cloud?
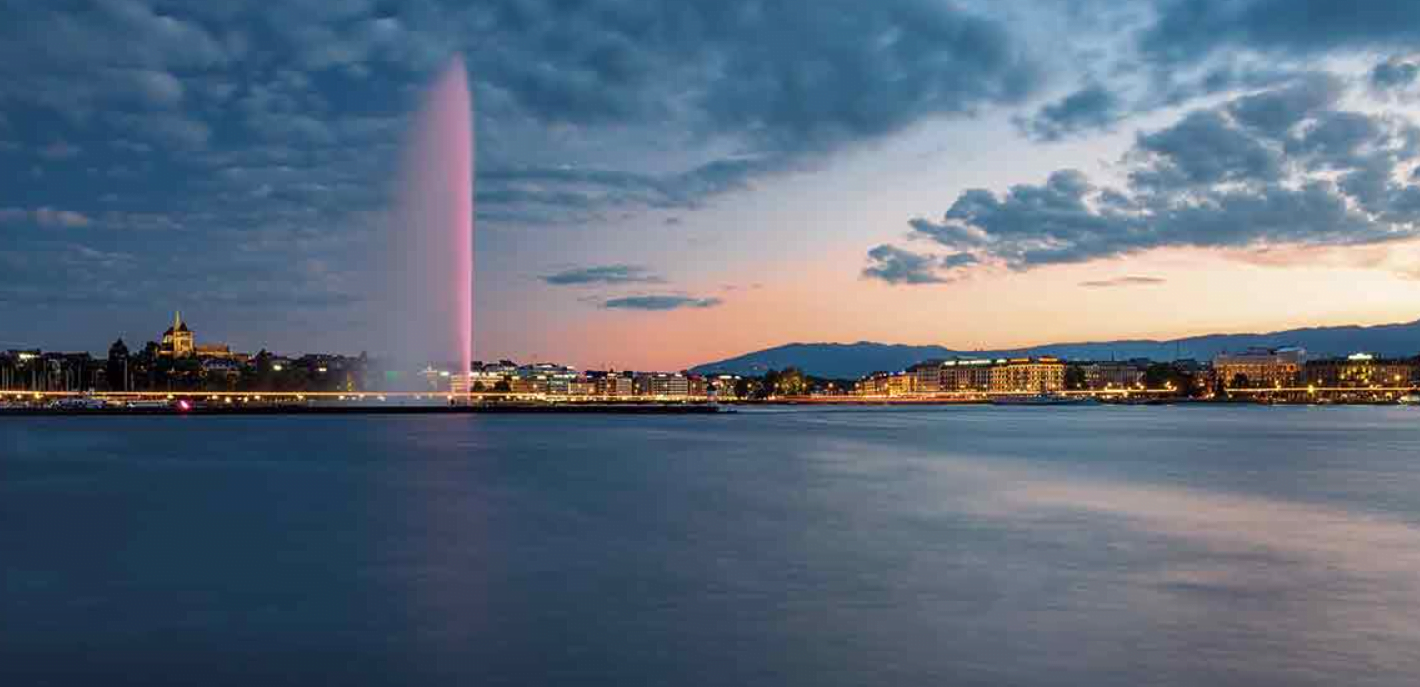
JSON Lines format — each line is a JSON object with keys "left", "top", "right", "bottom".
{"left": 0, "top": 207, "right": 94, "bottom": 228}
{"left": 899, "top": 80, "right": 1420, "bottom": 270}
{"left": 1139, "top": 0, "right": 1420, "bottom": 66}
{"left": 541, "top": 264, "right": 665, "bottom": 286}
{"left": 106, "top": 112, "right": 212, "bottom": 149}
{"left": 1017, "top": 84, "right": 1122, "bottom": 142}
{"left": 34, "top": 207, "right": 94, "bottom": 228}
{"left": 1079, "top": 276, "right": 1167, "bottom": 288}
{"left": 862, "top": 244, "right": 951, "bottom": 285}
{"left": 1225, "top": 73, "right": 1344, "bottom": 136}
{"left": 1130, "top": 110, "right": 1284, "bottom": 188}
{"left": 39, "top": 141, "right": 82, "bottom": 161}
{"left": 463, "top": 0, "right": 1040, "bottom": 154}
{"left": 601, "top": 295, "right": 723, "bottom": 311}
{"left": 1372, "top": 57, "right": 1420, "bottom": 91}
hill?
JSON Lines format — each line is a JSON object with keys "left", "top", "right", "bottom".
{"left": 690, "top": 319, "right": 1420, "bottom": 378}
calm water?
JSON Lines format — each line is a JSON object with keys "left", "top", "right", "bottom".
{"left": 4, "top": 406, "right": 1420, "bottom": 686}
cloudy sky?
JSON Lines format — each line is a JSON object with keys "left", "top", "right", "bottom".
{"left": 6, "top": 0, "right": 1420, "bottom": 369}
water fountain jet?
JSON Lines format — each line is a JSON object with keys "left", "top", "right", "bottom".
{"left": 381, "top": 55, "right": 474, "bottom": 392}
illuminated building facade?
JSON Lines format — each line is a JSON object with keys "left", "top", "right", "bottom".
{"left": 1081, "top": 362, "right": 1145, "bottom": 390}
{"left": 939, "top": 358, "right": 993, "bottom": 391}
{"left": 856, "top": 371, "right": 893, "bottom": 396}
{"left": 160, "top": 311, "right": 195, "bottom": 358}
{"left": 908, "top": 361, "right": 943, "bottom": 393}
{"left": 990, "top": 357, "right": 1066, "bottom": 393}
{"left": 1214, "top": 347, "right": 1306, "bottom": 389}
{"left": 1304, "top": 353, "right": 1417, "bottom": 388}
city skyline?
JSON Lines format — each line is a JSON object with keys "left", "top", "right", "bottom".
{"left": 7, "top": 2, "right": 1420, "bottom": 370}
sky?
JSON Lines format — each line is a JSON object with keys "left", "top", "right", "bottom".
{"left": 6, "top": 0, "right": 1420, "bottom": 370}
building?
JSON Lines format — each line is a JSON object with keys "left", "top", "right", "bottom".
{"left": 585, "top": 371, "right": 633, "bottom": 397}
{"left": 1081, "top": 361, "right": 1144, "bottom": 390}
{"left": 1214, "top": 347, "right": 1306, "bottom": 389}
{"left": 195, "top": 343, "right": 233, "bottom": 359}
{"left": 648, "top": 373, "right": 690, "bottom": 397}
{"left": 707, "top": 374, "right": 742, "bottom": 399}
{"left": 856, "top": 371, "right": 894, "bottom": 396}
{"left": 990, "top": 357, "right": 1066, "bottom": 393}
{"left": 939, "top": 358, "right": 993, "bottom": 392}
{"left": 1305, "top": 353, "right": 1417, "bottom": 389}
{"left": 106, "top": 339, "right": 131, "bottom": 392}
{"left": 887, "top": 372, "right": 914, "bottom": 396}
{"left": 908, "top": 361, "right": 944, "bottom": 394}
{"left": 160, "top": 311, "right": 195, "bottom": 358}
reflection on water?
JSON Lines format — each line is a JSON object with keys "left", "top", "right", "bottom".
{"left": 3, "top": 407, "right": 1420, "bottom": 686}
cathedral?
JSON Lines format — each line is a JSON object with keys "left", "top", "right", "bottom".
{"left": 160, "top": 311, "right": 195, "bottom": 358}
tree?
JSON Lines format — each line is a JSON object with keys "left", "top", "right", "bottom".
{"left": 757, "top": 369, "right": 781, "bottom": 399}
{"left": 1143, "top": 363, "right": 1197, "bottom": 396}
{"left": 1230, "top": 373, "right": 1250, "bottom": 390}
{"left": 733, "top": 377, "right": 754, "bottom": 399}
{"left": 1064, "top": 365, "right": 1087, "bottom": 391}
{"left": 776, "top": 367, "right": 807, "bottom": 396}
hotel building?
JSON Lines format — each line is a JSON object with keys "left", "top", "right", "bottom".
{"left": 1304, "top": 353, "right": 1418, "bottom": 389}
{"left": 989, "top": 357, "right": 1066, "bottom": 393}
{"left": 1213, "top": 347, "right": 1306, "bottom": 389}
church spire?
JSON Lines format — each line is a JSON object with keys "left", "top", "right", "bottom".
{"left": 174, "top": 310, "right": 182, "bottom": 331}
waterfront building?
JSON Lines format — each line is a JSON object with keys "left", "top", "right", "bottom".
{"left": 707, "top": 374, "right": 742, "bottom": 399}
{"left": 649, "top": 373, "right": 690, "bottom": 397}
{"left": 510, "top": 377, "right": 549, "bottom": 394}
{"left": 908, "top": 361, "right": 944, "bottom": 394}
{"left": 886, "top": 372, "right": 914, "bottom": 396}
{"left": 990, "top": 357, "right": 1066, "bottom": 393}
{"left": 584, "top": 370, "right": 628, "bottom": 396}
{"left": 1214, "top": 347, "right": 1306, "bottom": 389}
{"left": 939, "top": 358, "right": 994, "bottom": 391}
{"left": 1081, "top": 361, "right": 1145, "bottom": 390}
{"left": 1304, "top": 353, "right": 1417, "bottom": 389}
{"left": 856, "top": 371, "right": 893, "bottom": 396}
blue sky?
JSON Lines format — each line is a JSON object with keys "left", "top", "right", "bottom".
{"left": 5, "top": 0, "right": 1420, "bottom": 369}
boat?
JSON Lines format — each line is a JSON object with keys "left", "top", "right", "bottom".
{"left": 1399, "top": 393, "right": 1420, "bottom": 406}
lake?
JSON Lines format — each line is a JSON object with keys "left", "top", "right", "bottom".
{"left": 3, "top": 406, "right": 1420, "bottom": 686}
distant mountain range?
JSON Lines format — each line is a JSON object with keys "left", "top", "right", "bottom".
{"left": 690, "top": 318, "right": 1420, "bottom": 378}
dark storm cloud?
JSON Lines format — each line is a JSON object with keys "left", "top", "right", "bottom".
{"left": 467, "top": 0, "right": 1040, "bottom": 152}
{"left": 885, "top": 80, "right": 1420, "bottom": 276}
{"left": 1079, "top": 276, "right": 1166, "bottom": 288}
{"left": 1140, "top": 0, "right": 1420, "bottom": 65}
{"left": 1017, "top": 84, "right": 1122, "bottom": 142}
{"left": 541, "top": 265, "right": 664, "bottom": 286}
{"left": 0, "top": 0, "right": 1046, "bottom": 329}
{"left": 601, "top": 295, "right": 723, "bottom": 311}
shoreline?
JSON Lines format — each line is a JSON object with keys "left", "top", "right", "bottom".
{"left": 0, "top": 404, "right": 729, "bottom": 417}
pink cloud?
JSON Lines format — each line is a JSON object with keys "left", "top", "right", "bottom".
{"left": 34, "top": 207, "right": 94, "bottom": 228}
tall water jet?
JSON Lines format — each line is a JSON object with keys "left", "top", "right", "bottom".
{"left": 378, "top": 55, "right": 474, "bottom": 387}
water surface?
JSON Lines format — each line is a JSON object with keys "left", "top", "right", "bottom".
{"left": 3, "top": 406, "right": 1419, "bottom": 685}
